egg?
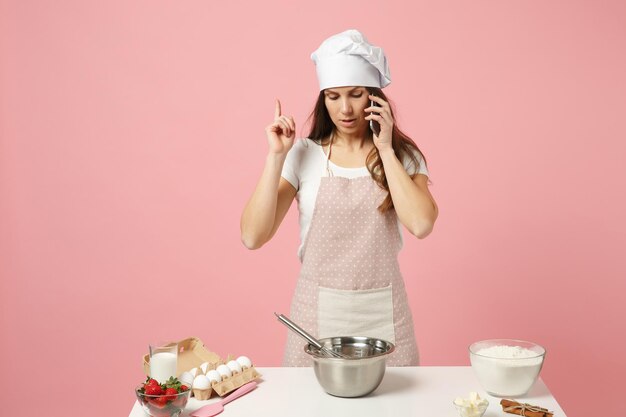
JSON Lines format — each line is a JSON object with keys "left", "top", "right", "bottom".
{"left": 179, "top": 371, "right": 194, "bottom": 387}
{"left": 236, "top": 355, "right": 252, "bottom": 370}
{"left": 199, "top": 361, "right": 209, "bottom": 374}
{"left": 189, "top": 367, "right": 199, "bottom": 378}
{"left": 216, "top": 364, "right": 232, "bottom": 380}
{"left": 227, "top": 360, "right": 242, "bottom": 374}
{"left": 192, "top": 374, "right": 210, "bottom": 390}
{"left": 206, "top": 370, "right": 221, "bottom": 384}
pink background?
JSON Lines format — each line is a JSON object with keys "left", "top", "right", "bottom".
{"left": 1, "top": 1, "right": 625, "bottom": 416}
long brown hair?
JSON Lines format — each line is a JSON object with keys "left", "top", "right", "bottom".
{"left": 305, "top": 87, "right": 427, "bottom": 212}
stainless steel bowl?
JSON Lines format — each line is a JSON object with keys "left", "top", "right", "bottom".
{"left": 304, "top": 336, "right": 395, "bottom": 397}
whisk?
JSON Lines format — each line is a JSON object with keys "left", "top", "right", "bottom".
{"left": 274, "top": 312, "right": 349, "bottom": 359}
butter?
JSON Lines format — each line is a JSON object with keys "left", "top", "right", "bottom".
{"left": 454, "top": 392, "right": 489, "bottom": 417}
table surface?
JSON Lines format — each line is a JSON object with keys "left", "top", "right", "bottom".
{"left": 129, "top": 366, "right": 567, "bottom": 417}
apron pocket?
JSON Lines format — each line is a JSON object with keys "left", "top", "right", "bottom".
{"left": 318, "top": 284, "right": 395, "bottom": 344}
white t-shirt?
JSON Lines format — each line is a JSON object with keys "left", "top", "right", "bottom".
{"left": 281, "top": 138, "right": 430, "bottom": 260}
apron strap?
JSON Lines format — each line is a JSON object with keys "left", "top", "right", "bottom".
{"left": 323, "top": 132, "right": 334, "bottom": 177}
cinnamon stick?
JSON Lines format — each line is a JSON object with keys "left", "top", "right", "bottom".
{"left": 500, "top": 399, "right": 554, "bottom": 417}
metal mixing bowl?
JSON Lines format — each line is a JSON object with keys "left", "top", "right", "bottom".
{"left": 304, "top": 336, "right": 395, "bottom": 398}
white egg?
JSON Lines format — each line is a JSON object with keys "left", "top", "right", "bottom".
{"left": 206, "top": 370, "right": 221, "bottom": 384}
{"left": 216, "top": 364, "right": 232, "bottom": 380}
{"left": 227, "top": 360, "right": 242, "bottom": 374}
{"left": 192, "top": 374, "right": 210, "bottom": 390}
{"left": 189, "top": 367, "right": 198, "bottom": 378}
{"left": 199, "top": 361, "right": 209, "bottom": 374}
{"left": 179, "top": 371, "right": 194, "bottom": 387}
{"left": 236, "top": 355, "right": 252, "bottom": 369}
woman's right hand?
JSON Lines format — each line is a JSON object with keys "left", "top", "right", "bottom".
{"left": 265, "top": 99, "right": 296, "bottom": 155}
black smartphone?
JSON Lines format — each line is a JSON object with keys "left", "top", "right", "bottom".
{"left": 369, "top": 99, "right": 381, "bottom": 136}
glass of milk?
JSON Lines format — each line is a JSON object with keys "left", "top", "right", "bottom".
{"left": 149, "top": 342, "right": 178, "bottom": 383}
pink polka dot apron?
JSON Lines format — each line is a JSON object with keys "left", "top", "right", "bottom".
{"left": 283, "top": 138, "right": 419, "bottom": 366}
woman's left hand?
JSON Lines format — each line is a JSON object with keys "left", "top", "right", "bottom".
{"left": 365, "top": 94, "right": 394, "bottom": 151}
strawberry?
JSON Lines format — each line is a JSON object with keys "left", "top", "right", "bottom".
{"left": 180, "top": 385, "right": 189, "bottom": 392}
{"left": 145, "top": 377, "right": 160, "bottom": 388}
{"left": 144, "top": 384, "right": 163, "bottom": 396}
{"left": 164, "top": 387, "right": 178, "bottom": 401}
{"left": 155, "top": 395, "right": 168, "bottom": 407}
{"left": 149, "top": 395, "right": 168, "bottom": 409}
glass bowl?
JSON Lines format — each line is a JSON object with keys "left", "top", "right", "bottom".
{"left": 469, "top": 339, "right": 546, "bottom": 397}
{"left": 135, "top": 384, "right": 191, "bottom": 417}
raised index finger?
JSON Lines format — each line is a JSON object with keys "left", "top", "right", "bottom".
{"left": 275, "top": 99, "right": 282, "bottom": 119}
{"left": 369, "top": 94, "right": 388, "bottom": 109}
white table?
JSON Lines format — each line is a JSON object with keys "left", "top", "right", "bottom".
{"left": 129, "top": 366, "right": 567, "bottom": 417}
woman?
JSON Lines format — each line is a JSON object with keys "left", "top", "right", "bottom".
{"left": 241, "top": 29, "right": 438, "bottom": 366}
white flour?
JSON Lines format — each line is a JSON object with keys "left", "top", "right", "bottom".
{"left": 471, "top": 345, "right": 544, "bottom": 396}
{"left": 476, "top": 345, "right": 542, "bottom": 363}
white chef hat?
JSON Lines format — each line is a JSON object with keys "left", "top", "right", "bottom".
{"left": 311, "top": 29, "right": 391, "bottom": 91}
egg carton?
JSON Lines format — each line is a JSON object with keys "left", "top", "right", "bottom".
{"left": 141, "top": 336, "right": 260, "bottom": 399}
{"left": 189, "top": 356, "right": 261, "bottom": 401}
{"left": 210, "top": 363, "right": 261, "bottom": 397}
{"left": 142, "top": 336, "right": 221, "bottom": 376}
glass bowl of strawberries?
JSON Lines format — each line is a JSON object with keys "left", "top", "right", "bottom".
{"left": 135, "top": 376, "right": 191, "bottom": 417}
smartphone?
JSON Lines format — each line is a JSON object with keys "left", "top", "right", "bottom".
{"left": 369, "top": 99, "right": 381, "bottom": 136}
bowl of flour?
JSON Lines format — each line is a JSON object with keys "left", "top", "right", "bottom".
{"left": 469, "top": 339, "right": 546, "bottom": 397}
